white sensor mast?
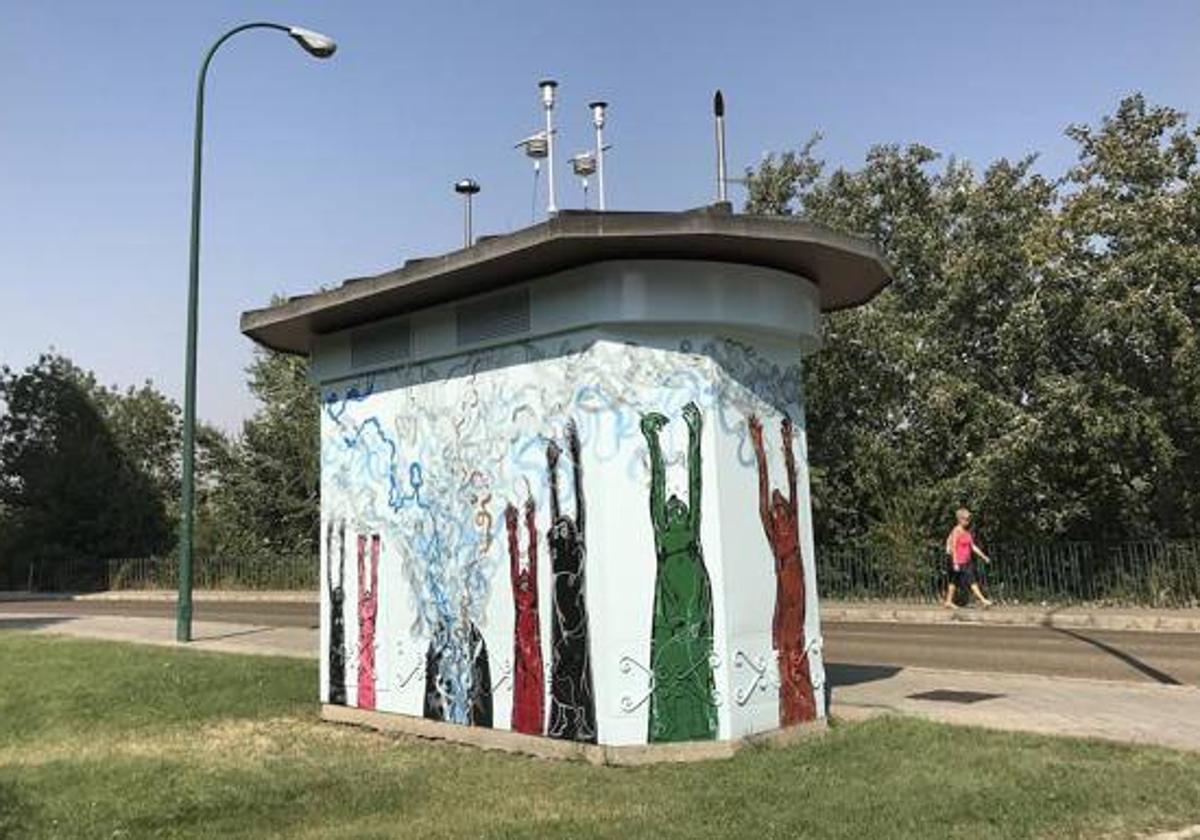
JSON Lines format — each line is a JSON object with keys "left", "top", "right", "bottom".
{"left": 589, "top": 101, "right": 608, "bottom": 210}
{"left": 539, "top": 79, "right": 558, "bottom": 214}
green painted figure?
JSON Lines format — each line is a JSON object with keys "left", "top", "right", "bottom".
{"left": 640, "top": 401, "right": 717, "bottom": 743}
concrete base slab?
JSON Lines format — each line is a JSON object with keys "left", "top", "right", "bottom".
{"left": 321, "top": 704, "right": 827, "bottom": 765}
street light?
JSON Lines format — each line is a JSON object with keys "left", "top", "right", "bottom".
{"left": 178, "top": 22, "right": 337, "bottom": 643}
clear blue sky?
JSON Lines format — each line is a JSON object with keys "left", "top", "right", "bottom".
{"left": 1, "top": 1, "right": 1197, "bottom": 430}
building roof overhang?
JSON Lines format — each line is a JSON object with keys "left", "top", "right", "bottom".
{"left": 240, "top": 203, "right": 893, "bottom": 355}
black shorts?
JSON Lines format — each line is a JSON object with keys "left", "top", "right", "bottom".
{"left": 953, "top": 562, "right": 976, "bottom": 588}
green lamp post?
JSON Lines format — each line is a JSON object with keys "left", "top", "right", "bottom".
{"left": 178, "top": 22, "right": 337, "bottom": 642}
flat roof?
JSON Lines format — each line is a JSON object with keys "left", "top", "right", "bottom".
{"left": 240, "top": 203, "right": 892, "bottom": 355}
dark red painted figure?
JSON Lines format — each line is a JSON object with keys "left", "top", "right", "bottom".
{"left": 357, "top": 533, "right": 380, "bottom": 710}
{"left": 749, "top": 415, "right": 817, "bottom": 726}
{"left": 507, "top": 500, "right": 545, "bottom": 735}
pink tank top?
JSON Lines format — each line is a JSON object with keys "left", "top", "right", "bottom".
{"left": 954, "top": 530, "right": 974, "bottom": 566}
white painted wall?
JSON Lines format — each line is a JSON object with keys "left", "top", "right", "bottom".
{"left": 318, "top": 330, "right": 825, "bottom": 746}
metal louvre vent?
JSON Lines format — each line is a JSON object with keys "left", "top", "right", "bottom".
{"left": 350, "top": 320, "right": 411, "bottom": 369}
{"left": 456, "top": 287, "right": 530, "bottom": 346}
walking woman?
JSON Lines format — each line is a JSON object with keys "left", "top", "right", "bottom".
{"left": 943, "top": 508, "right": 993, "bottom": 609}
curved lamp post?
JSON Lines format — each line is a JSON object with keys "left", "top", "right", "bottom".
{"left": 178, "top": 23, "right": 337, "bottom": 642}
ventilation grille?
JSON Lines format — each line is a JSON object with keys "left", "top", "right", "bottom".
{"left": 350, "top": 320, "right": 411, "bottom": 369}
{"left": 456, "top": 288, "right": 530, "bottom": 346}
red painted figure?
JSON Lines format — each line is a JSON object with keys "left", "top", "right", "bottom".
{"left": 357, "top": 533, "right": 380, "bottom": 710}
{"left": 749, "top": 415, "right": 817, "bottom": 726}
{"left": 507, "top": 500, "right": 545, "bottom": 735}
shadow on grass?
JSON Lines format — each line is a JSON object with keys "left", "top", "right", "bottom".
{"left": 192, "top": 626, "right": 278, "bottom": 643}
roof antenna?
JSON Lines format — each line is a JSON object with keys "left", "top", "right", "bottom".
{"left": 454, "top": 179, "right": 480, "bottom": 247}
{"left": 714, "top": 89, "right": 728, "bottom": 203}
{"left": 588, "top": 101, "right": 608, "bottom": 210}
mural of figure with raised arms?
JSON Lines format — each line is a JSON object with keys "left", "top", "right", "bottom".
{"left": 326, "top": 520, "right": 348, "bottom": 705}
{"left": 748, "top": 414, "right": 817, "bottom": 725}
{"left": 357, "top": 533, "right": 380, "bottom": 710}
{"left": 640, "top": 401, "right": 717, "bottom": 743}
{"left": 545, "top": 421, "right": 597, "bottom": 743}
{"left": 507, "top": 499, "right": 545, "bottom": 735}
{"left": 423, "top": 612, "right": 494, "bottom": 727}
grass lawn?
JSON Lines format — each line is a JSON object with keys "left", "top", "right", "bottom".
{"left": 1, "top": 633, "right": 1199, "bottom": 839}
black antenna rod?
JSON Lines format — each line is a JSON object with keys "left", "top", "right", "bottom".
{"left": 714, "top": 89, "right": 728, "bottom": 202}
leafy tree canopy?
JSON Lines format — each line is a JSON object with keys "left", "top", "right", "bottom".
{"left": 745, "top": 93, "right": 1200, "bottom": 547}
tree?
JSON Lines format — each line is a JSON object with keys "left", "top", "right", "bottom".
{"left": 203, "top": 345, "right": 319, "bottom": 568}
{"left": 744, "top": 93, "right": 1200, "bottom": 548}
{"left": 0, "top": 354, "right": 172, "bottom": 588}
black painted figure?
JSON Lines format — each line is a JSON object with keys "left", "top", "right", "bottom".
{"left": 422, "top": 623, "right": 450, "bottom": 723}
{"left": 545, "top": 421, "right": 597, "bottom": 743}
{"left": 469, "top": 623, "right": 493, "bottom": 727}
{"left": 326, "top": 519, "right": 347, "bottom": 706}
{"left": 423, "top": 618, "right": 493, "bottom": 727}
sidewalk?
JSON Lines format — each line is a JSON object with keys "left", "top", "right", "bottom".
{"left": 4, "top": 606, "right": 1198, "bottom": 752}
{"left": 829, "top": 664, "right": 1200, "bottom": 753}
{"left": 74, "top": 589, "right": 318, "bottom": 604}
{"left": 822, "top": 600, "right": 1200, "bottom": 633}
{"left": 0, "top": 610, "right": 314, "bottom": 659}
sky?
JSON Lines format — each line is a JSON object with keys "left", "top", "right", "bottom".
{"left": 1, "top": 1, "right": 1198, "bottom": 431}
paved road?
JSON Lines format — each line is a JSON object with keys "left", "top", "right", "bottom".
{"left": 4, "top": 599, "right": 1198, "bottom": 686}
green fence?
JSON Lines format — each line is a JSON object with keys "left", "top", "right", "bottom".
{"left": 816, "top": 540, "right": 1200, "bottom": 607}
{"left": 15, "top": 557, "right": 109, "bottom": 593}
{"left": 106, "top": 555, "right": 318, "bottom": 592}
{"left": 11, "top": 540, "right": 1200, "bottom": 605}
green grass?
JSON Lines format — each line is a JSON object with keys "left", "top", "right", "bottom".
{"left": 2, "top": 633, "right": 1199, "bottom": 839}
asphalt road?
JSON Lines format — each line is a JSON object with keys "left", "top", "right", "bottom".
{"left": 4, "top": 599, "right": 1198, "bottom": 687}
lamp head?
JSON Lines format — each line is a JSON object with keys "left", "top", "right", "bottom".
{"left": 454, "top": 179, "right": 481, "bottom": 196}
{"left": 288, "top": 26, "right": 337, "bottom": 58}
{"left": 538, "top": 79, "right": 558, "bottom": 109}
{"left": 588, "top": 101, "right": 607, "bottom": 129}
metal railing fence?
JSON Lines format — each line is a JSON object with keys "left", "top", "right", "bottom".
{"left": 816, "top": 540, "right": 1200, "bottom": 607}
{"left": 7, "top": 540, "right": 1199, "bottom": 605}
{"left": 105, "top": 555, "right": 317, "bottom": 592}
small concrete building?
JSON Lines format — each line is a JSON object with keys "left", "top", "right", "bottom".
{"left": 241, "top": 204, "right": 890, "bottom": 759}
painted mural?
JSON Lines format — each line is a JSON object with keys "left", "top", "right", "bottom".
{"left": 325, "top": 520, "right": 347, "bottom": 706}
{"left": 749, "top": 415, "right": 817, "bottom": 725}
{"left": 356, "top": 533, "right": 379, "bottom": 710}
{"left": 506, "top": 499, "right": 544, "bottom": 735}
{"left": 544, "top": 424, "right": 597, "bottom": 742}
{"left": 641, "top": 403, "right": 717, "bottom": 743}
{"left": 320, "top": 335, "right": 825, "bottom": 746}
